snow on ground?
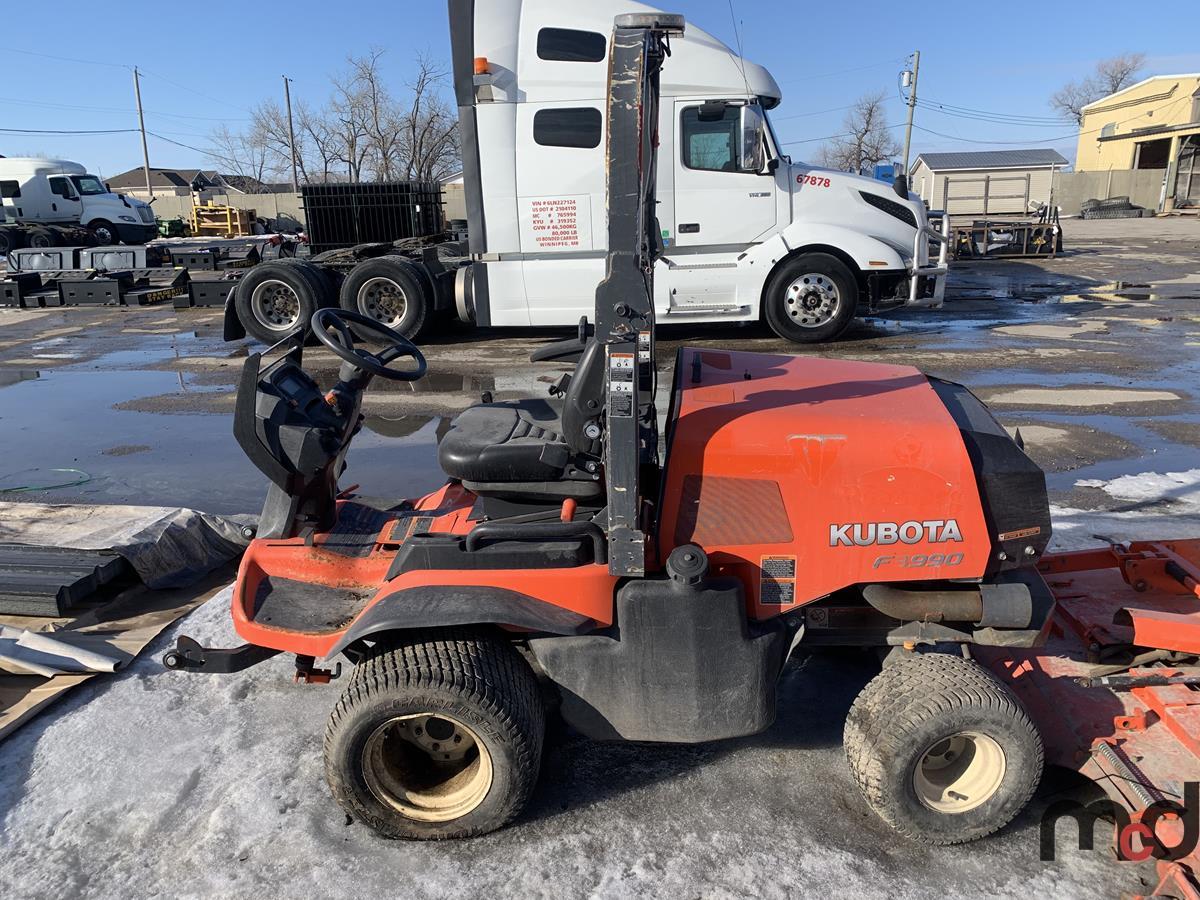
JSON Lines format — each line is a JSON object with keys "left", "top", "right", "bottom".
{"left": 1052, "top": 467, "right": 1200, "bottom": 551}
{"left": 6, "top": 470, "right": 1198, "bottom": 898}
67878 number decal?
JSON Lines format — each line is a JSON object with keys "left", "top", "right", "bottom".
{"left": 798, "top": 174, "right": 832, "bottom": 188}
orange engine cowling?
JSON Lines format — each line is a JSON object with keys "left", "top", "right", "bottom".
{"left": 657, "top": 349, "right": 1050, "bottom": 618}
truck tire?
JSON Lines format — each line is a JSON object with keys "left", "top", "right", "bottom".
{"left": 844, "top": 652, "right": 1043, "bottom": 846}
{"left": 338, "top": 256, "right": 431, "bottom": 341}
{"left": 234, "top": 259, "right": 331, "bottom": 344}
{"left": 26, "top": 227, "right": 59, "bottom": 249}
{"left": 0, "top": 226, "right": 22, "bottom": 255}
{"left": 324, "top": 628, "right": 544, "bottom": 840}
{"left": 764, "top": 253, "right": 859, "bottom": 344}
{"left": 88, "top": 220, "right": 118, "bottom": 246}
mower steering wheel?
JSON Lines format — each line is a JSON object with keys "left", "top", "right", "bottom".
{"left": 311, "top": 308, "right": 427, "bottom": 382}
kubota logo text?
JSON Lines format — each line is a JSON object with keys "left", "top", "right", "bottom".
{"left": 829, "top": 519, "right": 963, "bottom": 547}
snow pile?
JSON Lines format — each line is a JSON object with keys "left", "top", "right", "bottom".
{"left": 1075, "top": 468, "right": 1200, "bottom": 510}
{"left": 1051, "top": 468, "right": 1200, "bottom": 551}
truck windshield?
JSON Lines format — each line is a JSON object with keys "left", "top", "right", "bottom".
{"left": 70, "top": 175, "right": 108, "bottom": 196}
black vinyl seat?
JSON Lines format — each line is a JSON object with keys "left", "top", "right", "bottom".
{"left": 439, "top": 398, "right": 569, "bottom": 483}
{"left": 438, "top": 341, "right": 605, "bottom": 502}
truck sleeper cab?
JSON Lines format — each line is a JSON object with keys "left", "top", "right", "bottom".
{"left": 449, "top": 0, "right": 948, "bottom": 343}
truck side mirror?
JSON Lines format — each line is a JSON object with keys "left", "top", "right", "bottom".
{"left": 740, "top": 104, "right": 766, "bottom": 173}
{"left": 766, "top": 158, "right": 780, "bottom": 174}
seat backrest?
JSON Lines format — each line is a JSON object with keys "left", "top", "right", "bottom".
{"left": 561, "top": 339, "right": 604, "bottom": 455}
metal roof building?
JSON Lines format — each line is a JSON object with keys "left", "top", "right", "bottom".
{"left": 909, "top": 149, "right": 1069, "bottom": 216}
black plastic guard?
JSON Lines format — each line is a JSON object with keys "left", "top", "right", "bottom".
{"left": 929, "top": 377, "right": 1052, "bottom": 574}
{"left": 527, "top": 577, "right": 789, "bottom": 743}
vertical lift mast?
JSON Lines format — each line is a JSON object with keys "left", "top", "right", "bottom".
{"left": 595, "top": 14, "right": 684, "bottom": 576}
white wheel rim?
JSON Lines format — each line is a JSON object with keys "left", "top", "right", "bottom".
{"left": 357, "top": 276, "right": 408, "bottom": 327}
{"left": 913, "top": 731, "right": 1006, "bottom": 814}
{"left": 250, "top": 279, "right": 301, "bottom": 331}
{"left": 362, "top": 713, "right": 493, "bottom": 823}
{"left": 784, "top": 273, "right": 840, "bottom": 328}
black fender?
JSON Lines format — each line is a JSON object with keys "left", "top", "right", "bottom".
{"left": 324, "top": 586, "right": 596, "bottom": 659}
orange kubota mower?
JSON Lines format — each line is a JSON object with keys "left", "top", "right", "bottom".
{"left": 164, "top": 16, "right": 1200, "bottom": 889}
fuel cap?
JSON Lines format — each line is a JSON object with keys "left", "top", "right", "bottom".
{"left": 666, "top": 544, "right": 708, "bottom": 586}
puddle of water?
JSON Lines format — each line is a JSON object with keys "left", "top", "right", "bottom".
{"left": 0, "top": 363, "right": 446, "bottom": 514}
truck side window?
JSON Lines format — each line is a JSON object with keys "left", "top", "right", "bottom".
{"left": 0, "top": 180, "right": 19, "bottom": 199}
{"left": 537, "top": 28, "right": 606, "bottom": 62}
{"left": 533, "top": 107, "right": 603, "bottom": 149}
{"left": 682, "top": 106, "right": 741, "bottom": 172}
{"left": 49, "top": 177, "right": 76, "bottom": 199}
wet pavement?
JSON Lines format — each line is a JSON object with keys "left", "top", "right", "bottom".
{"left": 1, "top": 217, "right": 1198, "bottom": 519}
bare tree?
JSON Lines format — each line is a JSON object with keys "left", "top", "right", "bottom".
{"left": 400, "top": 55, "right": 461, "bottom": 181}
{"left": 816, "top": 92, "right": 900, "bottom": 175}
{"left": 207, "top": 50, "right": 460, "bottom": 187}
{"left": 1051, "top": 53, "right": 1145, "bottom": 123}
{"left": 205, "top": 125, "right": 271, "bottom": 184}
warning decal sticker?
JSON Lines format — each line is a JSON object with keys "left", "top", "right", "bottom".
{"left": 760, "top": 555, "right": 797, "bottom": 606}
{"left": 608, "top": 351, "right": 635, "bottom": 417}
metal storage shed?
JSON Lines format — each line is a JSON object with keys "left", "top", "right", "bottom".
{"left": 909, "top": 149, "right": 1068, "bottom": 216}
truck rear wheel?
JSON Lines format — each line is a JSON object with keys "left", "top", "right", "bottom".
{"left": 324, "top": 628, "right": 544, "bottom": 840}
{"left": 0, "top": 226, "right": 22, "bottom": 255}
{"left": 25, "top": 227, "right": 59, "bottom": 249}
{"left": 338, "top": 256, "right": 430, "bottom": 341}
{"left": 235, "top": 259, "right": 331, "bottom": 344}
{"left": 764, "top": 253, "right": 858, "bottom": 343}
{"left": 843, "top": 652, "right": 1043, "bottom": 845}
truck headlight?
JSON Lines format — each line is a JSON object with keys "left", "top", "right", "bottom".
{"left": 118, "top": 215, "right": 137, "bottom": 222}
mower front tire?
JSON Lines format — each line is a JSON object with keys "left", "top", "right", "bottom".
{"left": 843, "top": 652, "right": 1043, "bottom": 846}
{"left": 324, "top": 628, "right": 544, "bottom": 840}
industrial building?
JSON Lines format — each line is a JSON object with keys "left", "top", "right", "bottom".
{"left": 908, "top": 149, "right": 1068, "bottom": 215}
{"left": 1075, "top": 74, "right": 1200, "bottom": 208}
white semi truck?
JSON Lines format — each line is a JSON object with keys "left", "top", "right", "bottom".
{"left": 0, "top": 158, "right": 158, "bottom": 253}
{"left": 225, "top": 0, "right": 947, "bottom": 346}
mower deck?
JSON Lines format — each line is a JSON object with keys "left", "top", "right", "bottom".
{"left": 979, "top": 540, "right": 1200, "bottom": 894}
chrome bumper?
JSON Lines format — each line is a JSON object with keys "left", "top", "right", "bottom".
{"left": 907, "top": 213, "right": 949, "bottom": 308}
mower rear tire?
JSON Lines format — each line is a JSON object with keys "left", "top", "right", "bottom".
{"left": 324, "top": 628, "right": 544, "bottom": 840}
{"left": 843, "top": 652, "right": 1043, "bottom": 845}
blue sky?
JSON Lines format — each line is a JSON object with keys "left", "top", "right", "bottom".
{"left": 2, "top": 0, "right": 1197, "bottom": 176}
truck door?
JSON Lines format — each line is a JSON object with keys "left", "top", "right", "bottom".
{"left": 672, "top": 99, "right": 777, "bottom": 248}
{"left": 46, "top": 176, "right": 81, "bottom": 223}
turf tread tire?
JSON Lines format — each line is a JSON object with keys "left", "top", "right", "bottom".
{"left": 844, "top": 652, "right": 1043, "bottom": 846}
{"left": 324, "top": 627, "right": 544, "bottom": 840}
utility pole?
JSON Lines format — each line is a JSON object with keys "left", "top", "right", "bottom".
{"left": 900, "top": 50, "right": 921, "bottom": 178}
{"left": 132, "top": 66, "right": 153, "bottom": 197}
{"left": 283, "top": 75, "right": 299, "bottom": 192}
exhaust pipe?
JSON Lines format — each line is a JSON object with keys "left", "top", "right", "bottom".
{"left": 862, "top": 583, "right": 1032, "bottom": 629}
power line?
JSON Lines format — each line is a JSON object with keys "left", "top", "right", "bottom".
{"left": 780, "top": 122, "right": 904, "bottom": 146}
{"left": 0, "top": 126, "right": 140, "bottom": 135}
{"left": 916, "top": 102, "right": 1074, "bottom": 128}
{"left": 773, "top": 103, "right": 858, "bottom": 121}
{"left": 778, "top": 56, "right": 907, "bottom": 86}
{"left": 918, "top": 97, "right": 1063, "bottom": 123}
{"left": 0, "top": 95, "right": 248, "bottom": 122}
{"left": 138, "top": 68, "right": 253, "bottom": 114}
{"left": 6, "top": 47, "right": 130, "bottom": 69}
